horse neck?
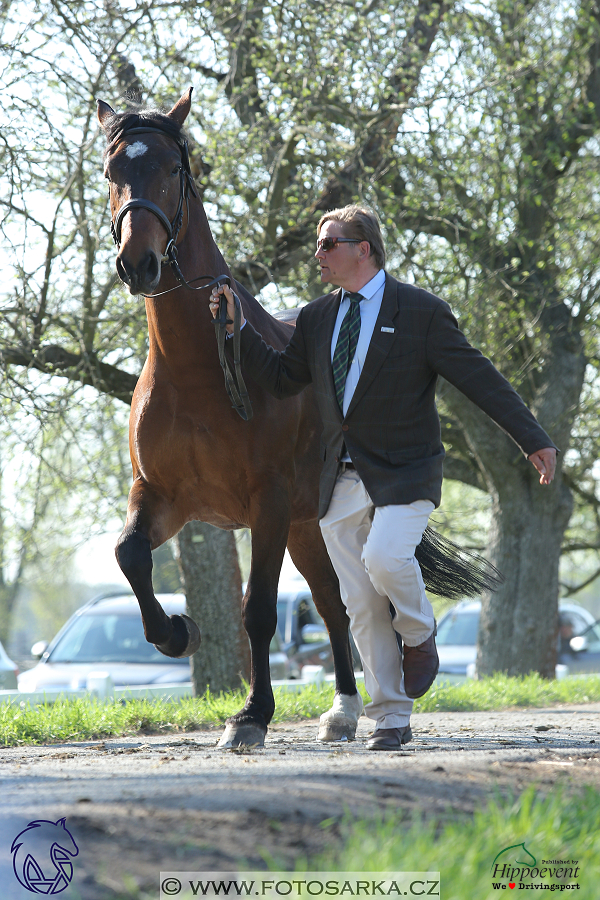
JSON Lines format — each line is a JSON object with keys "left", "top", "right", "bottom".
{"left": 144, "top": 197, "right": 231, "bottom": 360}
{"left": 172, "top": 196, "right": 231, "bottom": 296}
{"left": 144, "top": 194, "right": 278, "bottom": 363}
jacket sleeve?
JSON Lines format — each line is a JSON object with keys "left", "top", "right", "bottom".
{"left": 425, "top": 297, "right": 558, "bottom": 456}
{"left": 232, "top": 308, "right": 312, "bottom": 399}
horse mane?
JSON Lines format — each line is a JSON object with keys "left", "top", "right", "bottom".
{"left": 102, "top": 109, "right": 186, "bottom": 156}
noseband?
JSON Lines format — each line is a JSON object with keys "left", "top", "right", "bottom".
{"left": 106, "top": 123, "right": 253, "bottom": 421}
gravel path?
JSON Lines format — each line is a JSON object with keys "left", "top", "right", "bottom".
{"left": 2, "top": 703, "right": 599, "bottom": 899}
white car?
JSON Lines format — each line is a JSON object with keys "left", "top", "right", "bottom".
{"left": 0, "top": 638, "right": 19, "bottom": 689}
{"left": 436, "top": 598, "right": 599, "bottom": 682}
{"left": 18, "top": 591, "right": 290, "bottom": 692}
{"left": 18, "top": 593, "right": 191, "bottom": 691}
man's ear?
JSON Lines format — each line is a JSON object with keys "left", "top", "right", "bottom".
{"left": 358, "top": 240, "right": 371, "bottom": 261}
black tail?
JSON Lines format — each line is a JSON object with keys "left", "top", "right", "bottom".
{"left": 415, "top": 526, "right": 503, "bottom": 600}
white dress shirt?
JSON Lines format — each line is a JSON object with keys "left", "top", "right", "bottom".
{"left": 330, "top": 268, "right": 386, "bottom": 418}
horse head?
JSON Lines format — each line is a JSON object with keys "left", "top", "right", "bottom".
{"left": 98, "top": 89, "right": 194, "bottom": 296}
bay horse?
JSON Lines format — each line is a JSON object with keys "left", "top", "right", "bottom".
{"left": 97, "top": 88, "right": 498, "bottom": 749}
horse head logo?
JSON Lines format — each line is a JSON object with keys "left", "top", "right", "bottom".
{"left": 11, "top": 818, "right": 79, "bottom": 894}
{"left": 491, "top": 841, "right": 537, "bottom": 870}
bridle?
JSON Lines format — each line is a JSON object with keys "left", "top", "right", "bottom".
{"left": 109, "top": 124, "right": 204, "bottom": 292}
{"left": 106, "top": 122, "right": 253, "bottom": 421}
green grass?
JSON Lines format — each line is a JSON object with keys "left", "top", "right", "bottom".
{"left": 416, "top": 672, "right": 600, "bottom": 712}
{"left": 301, "top": 785, "right": 600, "bottom": 900}
{"left": 0, "top": 683, "right": 336, "bottom": 747}
{"left": 103, "top": 786, "right": 600, "bottom": 900}
{"left": 2, "top": 673, "right": 600, "bottom": 746}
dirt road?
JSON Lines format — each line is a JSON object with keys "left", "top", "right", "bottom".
{"left": 1, "top": 703, "right": 599, "bottom": 899}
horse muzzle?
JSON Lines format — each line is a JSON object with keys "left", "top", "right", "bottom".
{"left": 116, "top": 249, "right": 161, "bottom": 296}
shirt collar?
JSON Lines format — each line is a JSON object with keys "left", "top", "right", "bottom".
{"left": 342, "top": 269, "right": 385, "bottom": 303}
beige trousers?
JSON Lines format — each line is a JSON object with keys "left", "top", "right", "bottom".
{"left": 320, "top": 469, "right": 435, "bottom": 729}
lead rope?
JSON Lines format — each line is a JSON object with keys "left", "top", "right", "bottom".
{"left": 214, "top": 288, "right": 254, "bottom": 421}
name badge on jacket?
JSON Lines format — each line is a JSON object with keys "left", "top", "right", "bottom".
{"left": 381, "top": 326, "right": 395, "bottom": 333}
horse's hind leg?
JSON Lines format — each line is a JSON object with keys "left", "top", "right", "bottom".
{"left": 115, "top": 478, "right": 200, "bottom": 658}
{"left": 218, "top": 492, "right": 290, "bottom": 750}
{"left": 286, "top": 520, "right": 362, "bottom": 742}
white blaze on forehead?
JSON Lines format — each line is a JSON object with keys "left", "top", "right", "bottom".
{"left": 125, "top": 141, "right": 148, "bottom": 159}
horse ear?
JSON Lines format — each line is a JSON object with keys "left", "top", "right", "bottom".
{"left": 97, "top": 99, "right": 116, "bottom": 130}
{"left": 167, "top": 87, "right": 193, "bottom": 126}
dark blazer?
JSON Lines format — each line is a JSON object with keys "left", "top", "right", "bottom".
{"left": 238, "top": 273, "right": 556, "bottom": 519}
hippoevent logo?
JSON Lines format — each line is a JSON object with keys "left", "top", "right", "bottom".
{"left": 11, "top": 818, "right": 79, "bottom": 894}
{"left": 490, "top": 842, "right": 580, "bottom": 891}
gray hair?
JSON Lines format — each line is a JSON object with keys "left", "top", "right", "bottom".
{"left": 317, "top": 205, "right": 386, "bottom": 269}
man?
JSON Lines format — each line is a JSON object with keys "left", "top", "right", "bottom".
{"left": 210, "top": 205, "right": 557, "bottom": 751}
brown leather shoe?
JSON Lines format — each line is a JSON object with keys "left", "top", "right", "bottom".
{"left": 366, "top": 725, "right": 413, "bottom": 751}
{"left": 402, "top": 626, "right": 439, "bottom": 699}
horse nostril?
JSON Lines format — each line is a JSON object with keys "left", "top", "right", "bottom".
{"left": 143, "top": 251, "right": 159, "bottom": 286}
{"left": 116, "top": 256, "right": 133, "bottom": 285}
{"left": 116, "top": 252, "right": 159, "bottom": 294}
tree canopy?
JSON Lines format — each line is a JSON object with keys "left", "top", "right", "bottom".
{"left": 2, "top": 0, "right": 600, "bottom": 675}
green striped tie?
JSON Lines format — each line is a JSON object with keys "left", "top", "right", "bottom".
{"left": 332, "top": 291, "right": 363, "bottom": 411}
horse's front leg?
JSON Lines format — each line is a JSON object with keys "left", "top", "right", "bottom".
{"left": 115, "top": 478, "right": 201, "bottom": 658}
{"left": 217, "top": 492, "right": 290, "bottom": 749}
{"left": 287, "top": 520, "right": 362, "bottom": 742}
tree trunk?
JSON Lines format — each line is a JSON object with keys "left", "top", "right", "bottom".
{"left": 477, "top": 476, "right": 573, "bottom": 677}
{"left": 441, "top": 301, "right": 585, "bottom": 677}
{"left": 176, "top": 521, "right": 251, "bottom": 695}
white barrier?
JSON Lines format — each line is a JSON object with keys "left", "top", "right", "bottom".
{"left": 0, "top": 671, "right": 365, "bottom": 707}
{"left": 0, "top": 682, "right": 194, "bottom": 707}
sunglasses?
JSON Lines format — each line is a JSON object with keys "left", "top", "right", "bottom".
{"left": 316, "top": 237, "right": 360, "bottom": 252}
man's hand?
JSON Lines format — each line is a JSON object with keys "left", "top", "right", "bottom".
{"left": 528, "top": 447, "right": 557, "bottom": 485}
{"left": 209, "top": 284, "right": 245, "bottom": 335}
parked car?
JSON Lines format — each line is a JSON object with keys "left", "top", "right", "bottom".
{"left": 276, "top": 583, "right": 362, "bottom": 676}
{"left": 558, "top": 612, "right": 600, "bottom": 675}
{"left": 436, "top": 598, "right": 600, "bottom": 680}
{"left": 268, "top": 628, "right": 292, "bottom": 680}
{"left": 0, "top": 638, "right": 19, "bottom": 689}
{"left": 18, "top": 592, "right": 291, "bottom": 692}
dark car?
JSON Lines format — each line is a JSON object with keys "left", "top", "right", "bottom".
{"left": 559, "top": 616, "right": 600, "bottom": 674}
{"left": 276, "top": 583, "right": 362, "bottom": 676}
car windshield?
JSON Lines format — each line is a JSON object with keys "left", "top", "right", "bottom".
{"left": 436, "top": 611, "right": 479, "bottom": 646}
{"left": 49, "top": 613, "right": 189, "bottom": 664}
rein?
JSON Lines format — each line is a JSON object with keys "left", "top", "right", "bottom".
{"left": 107, "top": 123, "right": 253, "bottom": 421}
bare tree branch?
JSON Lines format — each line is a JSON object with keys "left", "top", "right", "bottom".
{"left": 560, "top": 563, "right": 600, "bottom": 595}
{"left": 231, "top": 0, "right": 451, "bottom": 290}
{"left": 1, "top": 346, "right": 137, "bottom": 405}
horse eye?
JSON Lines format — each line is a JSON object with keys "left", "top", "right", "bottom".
{"left": 171, "top": 165, "right": 181, "bottom": 176}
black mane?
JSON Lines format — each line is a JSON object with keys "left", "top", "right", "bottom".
{"left": 102, "top": 109, "right": 186, "bottom": 156}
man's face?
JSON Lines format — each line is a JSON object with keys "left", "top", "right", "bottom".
{"left": 314, "top": 220, "right": 362, "bottom": 286}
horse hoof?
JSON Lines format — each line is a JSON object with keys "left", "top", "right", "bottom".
{"left": 217, "top": 723, "right": 266, "bottom": 750}
{"left": 154, "top": 614, "right": 201, "bottom": 658}
{"left": 317, "top": 691, "right": 363, "bottom": 742}
{"left": 317, "top": 721, "right": 356, "bottom": 742}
